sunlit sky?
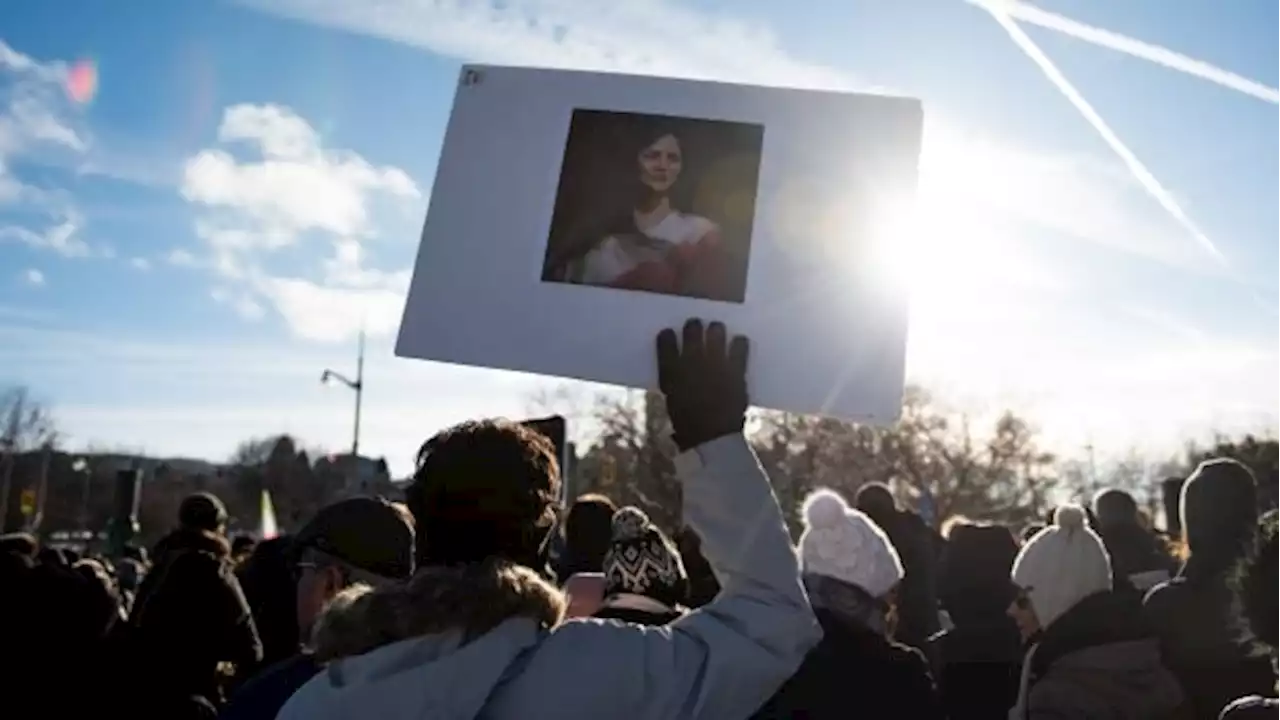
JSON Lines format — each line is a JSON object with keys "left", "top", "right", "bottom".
{"left": 1, "top": 0, "right": 1276, "bottom": 475}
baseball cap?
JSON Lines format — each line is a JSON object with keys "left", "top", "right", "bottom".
{"left": 179, "top": 492, "right": 228, "bottom": 532}
{"left": 295, "top": 497, "right": 415, "bottom": 580}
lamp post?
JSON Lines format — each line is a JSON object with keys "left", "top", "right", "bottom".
{"left": 321, "top": 329, "right": 365, "bottom": 470}
{"left": 72, "top": 458, "right": 91, "bottom": 539}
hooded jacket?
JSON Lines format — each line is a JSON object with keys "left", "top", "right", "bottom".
{"left": 276, "top": 434, "right": 821, "bottom": 720}
{"left": 1011, "top": 591, "right": 1185, "bottom": 720}
{"left": 129, "top": 527, "right": 262, "bottom": 703}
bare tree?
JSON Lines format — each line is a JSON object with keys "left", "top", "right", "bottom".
{"left": 545, "top": 382, "right": 1058, "bottom": 535}
{"left": 1, "top": 385, "right": 58, "bottom": 530}
{"left": 752, "top": 388, "right": 1056, "bottom": 531}
{"left": 1057, "top": 446, "right": 1194, "bottom": 526}
{"left": 0, "top": 386, "right": 57, "bottom": 452}
{"left": 229, "top": 435, "right": 289, "bottom": 467}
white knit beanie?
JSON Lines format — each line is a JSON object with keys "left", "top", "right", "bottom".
{"left": 1011, "top": 505, "right": 1112, "bottom": 630}
{"left": 798, "top": 488, "right": 904, "bottom": 598}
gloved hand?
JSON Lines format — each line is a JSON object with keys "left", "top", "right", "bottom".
{"left": 656, "top": 319, "right": 749, "bottom": 452}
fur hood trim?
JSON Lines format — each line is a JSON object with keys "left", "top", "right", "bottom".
{"left": 313, "top": 559, "right": 565, "bottom": 663}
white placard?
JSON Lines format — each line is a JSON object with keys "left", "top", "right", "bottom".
{"left": 397, "top": 65, "right": 922, "bottom": 424}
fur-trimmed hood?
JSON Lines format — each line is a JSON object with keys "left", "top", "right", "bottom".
{"left": 312, "top": 560, "right": 565, "bottom": 662}
{"left": 281, "top": 560, "right": 565, "bottom": 720}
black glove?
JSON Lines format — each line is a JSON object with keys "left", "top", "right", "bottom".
{"left": 656, "top": 319, "right": 749, "bottom": 452}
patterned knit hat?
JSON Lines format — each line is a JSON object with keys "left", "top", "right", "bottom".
{"left": 602, "top": 507, "right": 688, "bottom": 609}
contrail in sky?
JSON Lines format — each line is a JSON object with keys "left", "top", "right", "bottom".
{"left": 983, "top": 6, "right": 1229, "bottom": 268}
{"left": 971, "top": 0, "right": 1280, "bottom": 104}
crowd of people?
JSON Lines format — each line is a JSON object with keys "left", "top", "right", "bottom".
{"left": 2, "top": 320, "right": 1276, "bottom": 719}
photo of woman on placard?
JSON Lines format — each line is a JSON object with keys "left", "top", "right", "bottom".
{"left": 543, "top": 111, "right": 763, "bottom": 304}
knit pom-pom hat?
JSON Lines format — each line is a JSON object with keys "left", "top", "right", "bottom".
{"left": 799, "top": 488, "right": 904, "bottom": 598}
{"left": 602, "top": 507, "right": 688, "bottom": 608}
{"left": 1012, "top": 505, "right": 1112, "bottom": 630}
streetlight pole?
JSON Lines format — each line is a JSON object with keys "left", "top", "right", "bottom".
{"left": 353, "top": 329, "right": 364, "bottom": 460}
{"left": 73, "top": 458, "right": 91, "bottom": 537}
{"left": 321, "top": 329, "right": 366, "bottom": 466}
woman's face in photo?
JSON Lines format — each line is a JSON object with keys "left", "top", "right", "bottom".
{"left": 638, "top": 133, "right": 682, "bottom": 193}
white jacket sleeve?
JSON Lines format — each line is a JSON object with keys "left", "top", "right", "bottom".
{"left": 500, "top": 433, "right": 822, "bottom": 720}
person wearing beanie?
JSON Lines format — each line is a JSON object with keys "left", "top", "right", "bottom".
{"left": 855, "top": 482, "right": 941, "bottom": 652}
{"left": 277, "top": 320, "right": 821, "bottom": 720}
{"left": 180, "top": 492, "right": 230, "bottom": 534}
{"left": 1144, "top": 458, "right": 1277, "bottom": 719}
{"left": 755, "top": 488, "right": 944, "bottom": 720}
{"left": 592, "top": 506, "right": 689, "bottom": 625}
{"left": 1092, "top": 488, "right": 1176, "bottom": 597}
{"left": 930, "top": 521, "right": 1023, "bottom": 720}
{"left": 128, "top": 491, "right": 261, "bottom": 713}
{"left": 1006, "top": 505, "right": 1184, "bottom": 720}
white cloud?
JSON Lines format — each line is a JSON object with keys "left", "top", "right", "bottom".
{"left": 166, "top": 247, "right": 200, "bottom": 267}
{"left": 0, "top": 40, "right": 95, "bottom": 258}
{"left": 182, "top": 105, "right": 418, "bottom": 238}
{"left": 181, "top": 103, "right": 422, "bottom": 341}
{"left": 256, "top": 273, "right": 409, "bottom": 342}
{"left": 129, "top": 256, "right": 152, "bottom": 271}
{"left": 0, "top": 213, "right": 92, "bottom": 257}
{"left": 23, "top": 267, "right": 44, "bottom": 286}
{"left": 210, "top": 286, "right": 266, "bottom": 321}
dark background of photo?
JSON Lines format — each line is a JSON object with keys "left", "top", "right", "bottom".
{"left": 542, "top": 109, "right": 764, "bottom": 304}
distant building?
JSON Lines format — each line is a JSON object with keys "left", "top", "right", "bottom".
{"left": 313, "top": 453, "right": 392, "bottom": 497}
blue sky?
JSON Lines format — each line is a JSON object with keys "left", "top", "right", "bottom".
{"left": 0, "top": 0, "right": 1276, "bottom": 475}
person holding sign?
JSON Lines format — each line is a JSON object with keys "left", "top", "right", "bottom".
{"left": 277, "top": 319, "right": 821, "bottom": 720}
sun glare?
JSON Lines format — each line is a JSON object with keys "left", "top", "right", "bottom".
{"left": 863, "top": 123, "right": 1072, "bottom": 392}
{"left": 870, "top": 125, "right": 1040, "bottom": 313}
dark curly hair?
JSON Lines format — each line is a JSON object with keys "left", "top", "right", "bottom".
{"left": 1232, "top": 509, "right": 1278, "bottom": 653}
{"left": 408, "top": 419, "right": 561, "bottom": 570}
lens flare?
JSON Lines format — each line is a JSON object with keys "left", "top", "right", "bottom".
{"left": 66, "top": 59, "right": 98, "bottom": 104}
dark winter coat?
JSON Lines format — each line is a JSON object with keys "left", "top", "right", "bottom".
{"left": 235, "top": 535, "right": 300, "bottom": 670}
{"left": 755, "top": 605, "right": 945, "bottom": 720}
{"left": 1144, "top": 554, "right": 1279, "bottom": 720}
{"left": 4, "top": 553, "right": 128, "bottom": 715}
{"left": 1012, "top": 591, "right": 1185, "bottom": 720}
{"left": 219, "top": 652, "right": 321, "bottom": 720}
{"left": 1098, "top": 524, "right": 1176, "bottom": 597}
{"left": 871, "top": 509, "right": 941, "bottom": 652}
{"left": 929, "top": 614, "right": 1022, "bottom": 720}
{"left": 129, "top": 528, "right": 263, "bottom": 705}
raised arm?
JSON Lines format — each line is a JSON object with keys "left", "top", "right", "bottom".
{"left": 506, "top": 320, "right": 821, "bottom": 720}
